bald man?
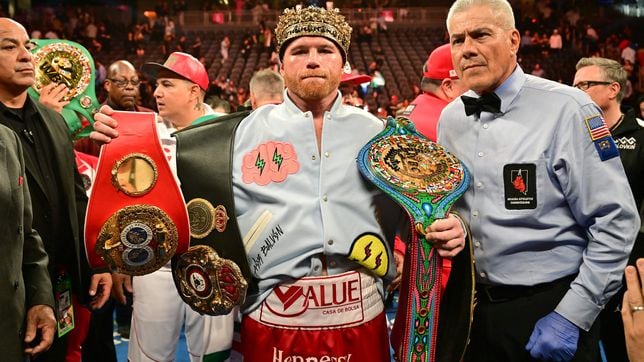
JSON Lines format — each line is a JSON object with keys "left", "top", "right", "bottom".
{"left": 0, "top": 17, "right": 111, "bottom": 362}
{"left": 104, "top": 60, "right": 152, "bottom": 112}
{"left": 75, "top": 60, "right": 153, "bottom": 157}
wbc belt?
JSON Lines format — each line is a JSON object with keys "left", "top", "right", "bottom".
{"left": 28, "top": 39, "right": 101, "bottom": 138}
{"left": 357, "top": 116, "right": 471, "bottom": 362}
{"left": 84, "top": 111, "right": 190, "bottom": 275}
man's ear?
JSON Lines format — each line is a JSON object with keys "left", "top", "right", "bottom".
{"left": 509, "top": 29, "right": 521, "bottom": 56}
{"left": 191, "top": 84, "right": 201, "bottom": 99}
{"left": 441, "top": 78, "right": 456, "bottom": 100}
{"left": 250, "top": 93, "right": 257, "bottom": 110}
{"left": 608, "top": 81, "right": 621, "bottom": 101}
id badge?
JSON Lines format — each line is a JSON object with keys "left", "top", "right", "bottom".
{"left": 54, "top": 270, "right": 74, "bottom": 337}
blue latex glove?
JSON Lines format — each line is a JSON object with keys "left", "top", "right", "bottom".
{"left": 525, "top": 311, "right": 579, "bottom": 362}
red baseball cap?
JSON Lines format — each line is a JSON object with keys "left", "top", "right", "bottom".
{"left": 423, "top": 44, "right": 458, "bottom": 80}
{"left": 340, "top": 63, "right": 372, "bottom": 85}
{"left": 142, "top": 52, "right": 209, "bottom": 91}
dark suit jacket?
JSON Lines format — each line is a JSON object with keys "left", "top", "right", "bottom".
{"left": 26, "top": 99, "right": 92, "bottom": 300}
{"left": 0, "top": 98, "right": 92, "bottom": 304}
{"left": 0, "top": 124, "right": 54, "bottom": 362}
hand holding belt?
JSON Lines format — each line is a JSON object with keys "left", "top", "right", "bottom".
{"left": 28, "top": 39, "right": 100, "bottom": 137}
{"left": 84, "top": 111, "right": 190, "bottom": 275}
{"left": 357, "top": 116, "right": 471, "bottom": 362}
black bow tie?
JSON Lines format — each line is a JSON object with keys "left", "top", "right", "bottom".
{"left": 461, "top": 93, "right": 501, "bottom": 117}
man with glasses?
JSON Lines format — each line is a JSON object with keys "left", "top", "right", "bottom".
{"left": 574, "top": 56, "right": 644, "bottom": 361}
{"left": 75, "top": 61, "right": 153, "bottom": 158}
{"left": 104, "top": 60, "right": 153, "bottom": 113}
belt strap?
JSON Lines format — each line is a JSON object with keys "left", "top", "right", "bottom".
{"left": 173, "top": 111, "right": 252, "bottom": 281}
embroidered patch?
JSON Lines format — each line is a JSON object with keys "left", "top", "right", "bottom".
{"left": 585, "top": 115, "right": 610, "bottom": 141}
{"left": 593, "top": 136, "right": 619, "bottom": 161}
{"left": 347, "top": 233, "right": 389, "bottom": 277}
{"left": 585, "top": 113, "right": 619, "bottom": 160}
{"left": 401, "top": 104, "right": 415, "bottom": 116}
{"left": 242, "top": 141, "right": 300, "bottom": 186}
{"left": 503, "top": 163, "right": 537, "bottom": 209}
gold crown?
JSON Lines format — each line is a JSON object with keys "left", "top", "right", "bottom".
{"left": 275, "top": 6, "right": 352, "bottom": 60}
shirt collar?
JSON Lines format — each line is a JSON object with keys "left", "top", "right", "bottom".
{"left": 0, "top": 95, "right": 37, "bottom": 121}
{"left": 282, "top": 89, "right": 343, "bottom": 117}
{"left": 461, "top": 64, "right": 525, "bottom": 115}
{"left": 494, "top": 65, "right": 524, "bottom": 114}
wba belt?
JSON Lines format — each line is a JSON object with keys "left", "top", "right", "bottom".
{"left": 357, "top": 116, "right": 472, "bottom": 362}
{"left": 84, "top": 111, "right": 190, "bottom": 275}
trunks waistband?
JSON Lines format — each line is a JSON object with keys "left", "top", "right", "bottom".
{"left": 247, "top": 269, "right": 383, "bottom": 329}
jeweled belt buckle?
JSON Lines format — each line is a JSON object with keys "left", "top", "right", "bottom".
{"left": 172, "top": 245, "right": 247, "bottom": 315}
{"left": 96, "top": 204, "right": 178, "bottom": 275}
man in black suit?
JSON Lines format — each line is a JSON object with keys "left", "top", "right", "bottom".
{"left": 0, "top": 17, "right": 111, "bottom": 362}
{"left": 0, "top": 123, "right": 56, "bottom": 361}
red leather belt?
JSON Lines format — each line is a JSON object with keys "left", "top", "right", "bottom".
{"left": 84, "top": 111, "right": 190, "bottom": 275}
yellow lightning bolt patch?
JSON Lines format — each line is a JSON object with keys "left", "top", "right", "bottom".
{"left": 347, "top": 233, "right": 389, "bottom": 277}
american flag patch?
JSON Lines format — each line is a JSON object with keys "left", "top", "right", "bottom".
{"left": 585, "top": 115, "right": 610, "bottom": 141}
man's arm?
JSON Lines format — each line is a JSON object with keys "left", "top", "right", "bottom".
{"left": 552, "top": 103, "right": 639, "bottom": 330}
{"left": 16, "top": 132, "right": 56, "bottom": 357}
{"left": 526, "top": 102, "right": 640, "bottom": 361}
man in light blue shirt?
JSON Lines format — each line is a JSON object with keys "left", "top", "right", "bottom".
{"left": 438, "top": 1, "right": 640, "bottom": 361}
{"left": 91, "top": 6, "right": 470, "bottom": 361}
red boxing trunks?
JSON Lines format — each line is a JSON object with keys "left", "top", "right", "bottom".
{"left": 241, "top": 270, "right": 391, "bottom": 362}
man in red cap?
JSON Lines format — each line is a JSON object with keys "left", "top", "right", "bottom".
{"left": 402, "top": 43, "right": 468, "bottom": 141}
{"left": 142, "top": 51, "right": 220, "bottom": 130}
{"left": 104, "top": 52, "right": 232, "bottom": 362}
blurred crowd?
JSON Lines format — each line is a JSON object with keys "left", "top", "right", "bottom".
{"left": 0, "top": 0, "right": 642, "bottom": 119}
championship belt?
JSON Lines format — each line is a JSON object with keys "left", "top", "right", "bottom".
{"left": 172, "top": 245, "right": 247, "bottom": 315}
{"left": 357, "top": 117, "right": 470, "bottom": 362}
{"left": 173, "top": 197, "right": 244, "bottom": 314}
{"left": 84, "top": 111, "right": 190, "bottom": 275}
{"left": 172, "top": 112, "right": 253, "bottom": 316}
{"left": 28, "top": 39, "right": 100, "bottom": 137}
